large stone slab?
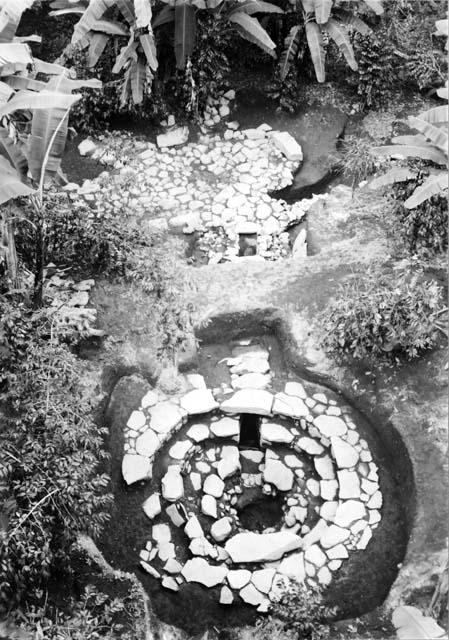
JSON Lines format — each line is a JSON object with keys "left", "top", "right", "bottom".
{"left": 181, "top": 558, "right": 227, "bottom": 587}
{"left": 122, "top": 454, "right": 152, "bottom": 485}
{"left": 220, "top": 389, "right": 273, "bottom": 416}
{"left": 272, "top": 392, "right": 308, "bottom": 419}
{"left": 260, "top": 422, "right": 294, "bottom": 445}
{"left": 161, "top": 466, "right": 184, "bottom": 501}
{"left": 225, "top": 531, "right": 301, "bottom": 563}
{"left": 180, "top": 388, "right": 218, "bottom": 415}
{"left": 313, "top": 415, "right": 347, "bottom": 438}
{"left": 157, "top": 126, "right": 189, "bottom": 148}
{"left": 135, "top": 429, "right": 160, "bottom": 458}
{"left": 271, "top": 131, "right": 303, "bottom": 162}
{"left": 331, "top": 436, "right": 359, "bottom": 468}
{"left": 148, "top": 402, "right": 185, "bottom": 435}
{"left": 263, "top": 458, "right": 294, "bottom": 491}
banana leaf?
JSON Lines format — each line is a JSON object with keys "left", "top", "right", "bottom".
{"left": 113, "top": 40, "right": 138, "bottom": 73}
{"left": 0, "top": 42, "right": 33, "bottom": 75}
{"left": 229, "top": 1, "right": 284, "bottom": 16}
{"left": 49, "top": 8, "right": 86, "bottom": 17}
{"left": 14, "top": 35, "right": 42, "bottom": 43}
{"left": 324, "top": 18, "right": 357, "bottom": 70}
{"left": 0, "top": 89, "right": 79, "bottom": 118}
{"left": 87, "top": 32, "right": 110, "bottom": 67}
{"left": 279, "top": 25, "right": 300, "bottom": 80}
{"left": 0, "top": 79, "right": 13, "bottom": 101}
{"left": 139, "top": 32, "right": 158, "bottom": 71}
{"left": 374, "top": 144, "right": 447, "bottom": 166}
{"left": 437, "top": 86, "right": 448, "bottom": 99}
{"left": 0, "top": 0, "right": 34, "bottom": 43}
{"left": 337, "top": 11, "right": 371, "bottom": 35}
{"left": 409, "top": 116, "right": 448, "bottom": 155}
{"left": 314, "top": 0, "right": 332, "bottom": 24}
{"left": 391, "top": 134, "right": 429, "bottom": 147}
{"left": 115, "top": 0, "right": 135, "bottom": 23}
{"left": 152, "top": 5, "right": 175, "bottom": 28}
{"left": 363, "top": 0, "right": 383, "bottom": 15}
{"left": 404, "top": 173, "right": 448, "bottom": 209}
{"left": 0, "top": 125, "right": 28, "bottom": 176}
{"left": 369, "top": 167, "right": 417, "bottom": 190}
{"left": 229, "top": 11, "right": 276, "bottom": 58}
{"left": 392, "top": 605, "right": 447, "bottom": 639}
{"left": 72, "top": 0, "right": 116, "bottom": 44}
{"left": 130, "top": 57, "right": 146, "bottom": 103}
{"left": 417, "top": 105, "right": 448, "bottom": 125}
{"left": 134, "top": 0, "right": 153, "bottom": 28}
{"left": 174, "top": 0, "right": 196, "bottom": 69}
{"left": 305, "top": 21, "right": 325, "bottom": 82}
{"left": 0, "top": 156, "right": 34, "bottom": 205}
{"left": 34, "top": 58, "right": 75, "bottom": 77}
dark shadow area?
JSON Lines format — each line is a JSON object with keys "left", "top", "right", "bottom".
{"left": 239, "top": 413, "right": 261, "bottom": 447}
{"left": 237, "top": 495, "right": 284, "bottom": 532}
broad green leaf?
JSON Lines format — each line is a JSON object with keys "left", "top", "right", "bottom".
{"left": 112, "top": 40, "right": 137, "bottom": 73}
{"left": 0, "top": 0, "right": 34, "bottom": 43}
{"left": 338, "top": 12, "right": 371, "bottom": 35}
{"left": 409, "top": 116, "right": 448, "bottom": 155}
{"left": 0, "top": 125, "right": 28, "bottom": 176}
{"left": 362, "top": 0, "right": 383, "bottom": 15}
{"left": 113, "top": 39, "right": 138, "bottom": 73}
{"left": 228, "top": 11, "right": 276, "bottom": 58}
{"left": 0, "top": 90, "right": 79, "bottom": 118}
{"left": 2, "top": 75, "right": 47, "bottom": 92}
{"left": 152, "top": 5, "right": 175, "bottom": 28}
{"left": 139, "top": 32, "right": 158, "bottom": 71}
{"left": 130, "top": 57, "right": 146, "bottom": 103}
{"left": 0, "top": 79, "right": 13, "bottom": 101}
{"left": 314, "top": 0, "right": 332, "bottom": 24}
{"left": 437, "top": 86, "right": 448, "bottom": 100}
{"left": 0, "top": 156, "right": 34, "bottom": 205}
{"left": 14, "top": 35, "right": 42, "bottom": 44}
{"left": 369, "top": 167, "right": 417, "bottom": 190}
{"left": 374, "top": 144, "right": 447, "bottom": 166}
{"left": 0, "top": 42, "right": 33, "bottom": 75}
{"left": 305, "top": 21, "right": 325, "bottom": 82}
{"left": 34, "top": 58, "right": 75, "bottom": 77}
{"left": 90, "top": 19, "right": 129, "bottom": 36}
{"left": 404, "top": 173, "right": 448, "bottom": 209}
{"left": 324, "top": 18, "right": 357, "bottom": 70}
{"left": 392, "top": 605, "right": 447, "bottom": 638}
{"left": 229, "top": 1, "right": 284, "bottom": 16}
{"left": 72, "top": 0, "right": 116, "bottom": 43}
{"left": 174, "top": 0, "right": 196, "bottom": 69}
{"left": 116, "top": 0, "right": 135, "bottom": 23}
{"left": 279, "top": 25, "right": 300, "bottom": 80}
{"left": 49, "top": 8, "right": 86, "bottom": 17}
{"left": 120, "top": 64, "right": 132, "bottom": 106}
{"left": 134, "top": 0, "right": 152, "bottom": 28}
{"left": 392, "top": 134, "right": 430, "bottom": 147}
{"left": 418, "top": 105, "right": 448, "bottom": 125}
{"left": 87, "top": 32, "right": 109, "bottom": 67}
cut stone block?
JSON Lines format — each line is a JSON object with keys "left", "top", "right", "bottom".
{"left": 271, "top": 131, "right": 303, "bottom": 162}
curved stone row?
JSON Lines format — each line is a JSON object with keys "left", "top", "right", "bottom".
{"left": 122, "top": 367, "right": 382, "bottom": 609}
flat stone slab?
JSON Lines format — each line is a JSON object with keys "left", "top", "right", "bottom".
{"left": 210, "top": 417, "right": 240, "bottom": 439}
{"left": 331, "top": 436, "right": 359, "bottom": 468}
{"left": 135, "top": 429, "right": 160, "bottom": 458}
{"left": 227, "top": 569, "right": 251, "bottom": 589}
{"left": 225, "top": 531, "right": 301, "bottom": 563}
{"left": 271, "top": 131, "right": 303, "bottom": 162}
{"left": 273, "top": 392, "right": 308, "bottom": 419}
{"left": 142, "top": 493, "right": 161, "bottom": 519}
{"left": 181, "top": 558, "right": 227, "bottom": 587}
{"left": 313, "top": 415, "right": 347, "bottom": 438}
{"left": 161, "top": 466, "right": 184, "bottom": 501}
{"left": 260, "top": 422, "right": 294, "bottom": 445}
{"left": 180, "top": 389, "right": 218, "bottom": 415}
{"left": 220, "top": 389, "right": 273, "bottom": 416}
{"left": 263, "top": 458, "right": 294, "bottom": 491}
{"left": 187, "top": 423, "right": 210, "bottom": 442}
{"left": 148, "top": 402, "right": 185, "bottom": 435}
{"left": 122, "top": 454, "right": 152, "bottom": 485}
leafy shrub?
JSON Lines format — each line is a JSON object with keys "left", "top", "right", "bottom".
{"left": 338, "top": 135, "right": 380, "bottom": 190}
{"left": 353, "top": 32, "right": 395, "bottom": 109}
{"left": 388, "top": 175, "right": 448, "bottom": 256}
{"left": 0, "top": 299, "right": 113, "bottom": 611}
{"left": 322, "top": 267, "right": 444, "bottom": 360}
{"left": 269, "top": 582, "right": 335, "bottom": 640}
{"left": 23, "top": 584, "right": 143, "bottom": 640}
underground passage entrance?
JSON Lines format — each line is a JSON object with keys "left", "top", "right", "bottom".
{"left": 239, "top": 413, "right": 261, "bottom": 447}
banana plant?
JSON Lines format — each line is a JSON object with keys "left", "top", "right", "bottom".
{"left": 369, "top": 17, "right": 448, "bottom": 209}
{"left": 0, "top": 0, "right": 101, "bottom": 299}
{"left": 392, "top": 605, "right": 447, "bottom": 639}
{"left": 51, "top": 0, "right": 282, "bottom": 106}
{"left": 279, "top": 0, "right": 383, "bottom": 83}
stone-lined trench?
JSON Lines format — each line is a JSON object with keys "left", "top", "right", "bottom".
{"left": 100, "top": 332, "right": 409, "bottom": 634}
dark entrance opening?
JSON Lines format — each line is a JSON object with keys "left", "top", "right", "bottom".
{"left": 237, "top": 495, "right": 284, "bottom": 531}
{"left": 239, "top": 413, "right": 261, "bottom": 447}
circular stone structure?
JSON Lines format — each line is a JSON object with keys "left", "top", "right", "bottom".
{"left": 121, "top": 346, "right": 383, "bottom": 611}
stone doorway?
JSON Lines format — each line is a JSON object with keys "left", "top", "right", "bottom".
{"left": 239, "top": 413, "right": 261, "bottom": 447}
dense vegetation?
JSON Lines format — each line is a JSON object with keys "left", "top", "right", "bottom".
{"left": 0, "top": 0, "right": 447, "bottom": 638}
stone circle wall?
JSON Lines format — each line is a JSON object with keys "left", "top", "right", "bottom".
{"left": 122, "top": 345, "right": 382, "bottom": 610}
